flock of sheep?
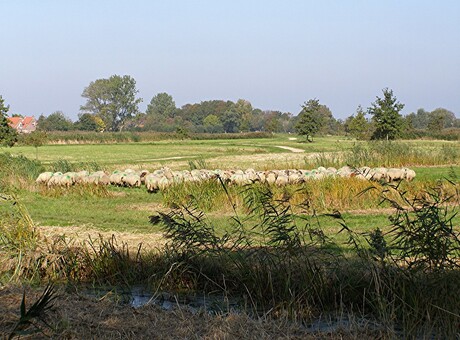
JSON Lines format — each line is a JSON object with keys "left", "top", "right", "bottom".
{"left": 36, "top": 166, "right": 416, "bottom": 192}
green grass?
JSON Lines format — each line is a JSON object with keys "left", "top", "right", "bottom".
{"left": 6, "top": 135, "right": 459, "bottom": 171}
{"left": 2, "top": 136, "right": 459, "bottom": 339}
{"left": 2, "top": 136, "right": 459, "bottom": 237}
{"left": 412, "top": 165, "right": 459, "bottom": 181}
{"left": 5, "top": 138, "right": 289, "bottom": 169}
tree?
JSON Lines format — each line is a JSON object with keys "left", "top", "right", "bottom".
{"left": 235, "top": 99, "right": 253, "bottom": 132}
{"left": 76, "top": 113, "right": 98, "bottom": 131}
{"left": 427, "top": 112, "right": 445, "bottom": 132}
{"left": 203, "top": 114, "right": 223, "bottom": 133}
{"left": 37, "top": 111, "right": 73, "bottom": 131}
{"left": 221, "top": 110, "right": 240, "bottom": 133}
{"left": 146, "top": 92, "right": 176, "bottom": 118}
{"left": 429, "top": 108, "right": 456, "bottom": 129}
{"left": 368, "top": 88, "right": 405, "bottom": 140}
{"left": 0, "top": 95, "right": 18, "bottom": 147}
{"left": 346, "top": 106, "right": 370, "bottom": 140}
{"left": 406, "top": 108, "right": 430, "bottom": 129}
{"left": 80, "top": 75, "right": 142, "bottom": 131}
{"left": 295, "top": 99, "right": 325, "bottom": 142}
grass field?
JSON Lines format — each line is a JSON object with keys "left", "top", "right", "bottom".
{"left": 2, "top": 135, "right": 460, "bottom": 338}
{"left": 1, "top": 135, "right": 458, "bottom": 242}
{"left": 6, "top": 134, "right": 460, "bottom": 170}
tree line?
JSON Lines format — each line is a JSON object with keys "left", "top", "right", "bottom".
{"left": 1, "top": 74, "right": 459, "bottom": 147}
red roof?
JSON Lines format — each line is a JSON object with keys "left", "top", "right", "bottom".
{"left": 7, "top": 116, "right": 36, "bottom": 133}
{"left": 7, "top": 117, "right": 22, "bottom": 129}
{"left": 22, "top": 116, "right": 35, "bottom": 125}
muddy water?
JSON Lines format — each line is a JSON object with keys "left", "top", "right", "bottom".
{"left": 82, "top": 285, "right": 241, "bottom": 314}
{"left": 81, "top": 285, "right": 387, "bottom": 334}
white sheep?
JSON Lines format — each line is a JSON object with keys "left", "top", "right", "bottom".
{"left": 36, "top": 172, "right": 54, "bottom": 185}
{"left": 386, "top": 168, "right": 405, "bottom": 182}
{"left": 403, "top": 168, "right": 416, "bottom": 181}
{"left": 47, "top": 172, "right": 63, "bottom": 187}
{"left": 122, "top": 173, "right": 141, "bottom": 187}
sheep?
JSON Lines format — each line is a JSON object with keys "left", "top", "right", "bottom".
{"left": 145, "top": 173, "right": 161, "bottom": 192}
{"left": 75, "top": 171, "right": 90, "bottom": 183}
{"left": 370, "top": 168, "right": 388, "bottom": 182}
{"left": 403, "top": 168, "right": 416, "bottom": 181}
{"left": 257, "top": 171, "right": 266, "bottom": 184}
{"left": 245, "top": 169, "right": 259, "bottom": 182}
{"left": 288, "top": 171, "right": 303, "bottom": 184}
{"left": 230, "top": 171, "right": 250, "bottom": 185}
{"left": 275, "top": 173, "right": 288, "bottom": 186}
{"left": 59, "top": 172, "right": 77, "bottom": 187}
{"left": 313, "top": 171, "right": 326, "bottom": 180}
{"left": 47, "top": 172, "right": 63, "bottom": 187}
{"left": 163, "top": 167, "right": 174, "bottom": 180}
{"left": 357, "top": 167, "right": 372, "bottom": 180}
{"left": 122, "top": 173, "right": 141, "bottom": 187}
{"left": 36, "top": 172, "right": 54, "bottom": 185}
{"left": 158, "top": 176, "right": 172, "bottom": 191}
{"left": 89, "top": 172, "right": 110, "bottom": 185}
{"left": 386, "top": 168, "right": 405, "bottom": 182}
{"left": 317, "top": 166, "right": 327, "bottom": 173}
{"left": 337, "top": 166, "right": 353, "bottom": 178}
{"left": 265, "top": 172, "right": 277, "bottom": 185}
{"left": 139, "top": 170, "right": 150, "bottom": 184}
{"left": 327, "top": 167, "right": 337, "bottom": 174}
{"left": 110, "top": 171, "right": 124, "bottom": 185}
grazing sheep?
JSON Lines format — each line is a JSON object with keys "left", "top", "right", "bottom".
{"left": 75, "top": 171, "right": 89, "bottom": 183}
{"left": 371, "top": 168, "right": 388, "bottom": 182}
{"left": 60, "top": 172, "right": 77, "bottom": 187}
{"left": 36, "top": 172, "right": 54, "bottom": 185}
{"left": 386, "top": 168, "right": 405, "bottom": 182}
{"left": 265, "top": 172, "right": 277, "bottom": 185}
{"left": 47, "top": 172, "right": 63, "bottom": 187}
{"left": 139, "top": 170, "right": 150, "bottom": 184}
{"left": 163, "top": 167, "right": 174, "bottom": 180}
{"left": 327, "top": 167, "right": 337, "bottom": 174}
{"left": 403, "top": 168, "right": 416, "bottom": 181}
{"left": 288, "top": 171, "right": 302, "bottom": 184}
{"left": 90, "top": 172, "right": 110, "bottom": 185}
{"left": 275, "top": 173, "right": 288, "bottom": 186}
{"left": 110, "top": 171, "right": 124, "bottom": 185}
{"left": 145, "top": 174, "right": 161, "bottom": 192}
{"left": 257, "top": 171, "right": 266, "bottom": 184}
{"left": 122, "top": 173, "right": 141, "bottom": 187}
{"left": 39, "top": 165, "right": 416, "bottom": 192}
{"left": 158, "top": 176, "right": 171, "bottom": 191}
{"left": 337, "top": 166, "right": 353, "bottom": 178}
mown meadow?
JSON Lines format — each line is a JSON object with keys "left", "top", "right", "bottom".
{"left": 1, "top": 134, "right": 459, "bottom": 338}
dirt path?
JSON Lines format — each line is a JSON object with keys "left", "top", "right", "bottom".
{"left": 38, "top": 225, "right": 166, "bottom": 251}
{"left": 274, "top": 145, "right": 305, "bottom": 153}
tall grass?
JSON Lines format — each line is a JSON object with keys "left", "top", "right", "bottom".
{"left": 305, "top": 140, "right": 460, "bottom": 168}
{"left": 39, "top": 131, "right": 272, "bottom": 144}
{"left": 161, "top": 176, "right": 453, "bottom": 215}
{"left": 0, "top": 153, "right": 45, "bottom": 191}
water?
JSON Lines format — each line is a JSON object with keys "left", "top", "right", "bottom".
{"left": 80, "top": 286, "right": 389, "bottom": 335}
{"left": 81, "top": 285, "right": 241, "bottom": 314}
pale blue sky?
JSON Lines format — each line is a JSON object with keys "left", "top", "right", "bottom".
{"left": 1, "top": 1, "right": 459, "bottom": 120}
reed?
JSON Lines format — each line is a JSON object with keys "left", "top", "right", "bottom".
{"left": 304, "top": 140, "right": 460, "bottom": 168}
